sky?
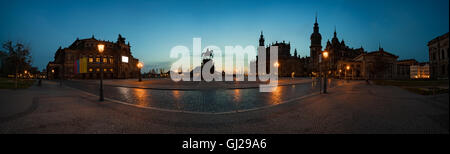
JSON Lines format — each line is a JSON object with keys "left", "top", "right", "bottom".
{"left": 0, "top": 0, "right": 448, "bottom": 72}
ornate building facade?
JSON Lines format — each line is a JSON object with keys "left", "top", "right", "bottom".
{"left": 47, "top": 34, "right": 140, "bottom": 79}
{"left": 310, "top": 16, "right": 322, "bottom": 74}
{"left": 322, "top": 29, "right": 365, "bottom": 76}
{"left": 428, "top": 32, "right": 449, "bottom": 79}
{"left": 353, "top": 47, "right": 399, "bottom": 79}
{"left": 255, "top": 31, "right": 307, "bottom": 77}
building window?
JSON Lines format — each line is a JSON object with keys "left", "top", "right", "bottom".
{"left": 442, "top": 50, "right": 445, "bottom": 59}
{"left": 110, "top": 68, "right": 113, "bottom": 72}
{"left": 110, "top": 58, "right": 113, "bottom": 63}
{"left": 103, "top": 57, "right": 107, "bottom": 63}
{"left": 89, "top": 58, "right": 93, "bottom": 63}
{"left": 447, "top": 49, "right": 450, "bottom": 58}
{"left": 96, "top": 57, "right": 100, "bottom": 62}
{"left": 96, "top": 68, "right": 100, "bottom": 72}
{"left": 89, "top": 68, "right": 93, "bottom": 72}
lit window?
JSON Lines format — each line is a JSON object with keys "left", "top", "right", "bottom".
{"left": 89, "top": 58, "right": 93, "bottom": 63}
{"left": 110, "top": 68, "right": 113, "bottom": 72}
{"left": 103, "top": 57, "right": 107, "bottom": 63}
{"left": 110, "top": 58, "right": 113, "bottom": 63}
{"left": 122, "top": 56, "right": 129, "bottom": 63}
{"left": 89, "top": 68, "right": 93, "bottom": 72}
{"left": 96, "top": 58, "right": 100, "bottom": 62}
{"left": 96, "top": 68, "right": 100, "bottom": 72}
{"left": 104, "top": 68, "right": 107, "bottom": 72}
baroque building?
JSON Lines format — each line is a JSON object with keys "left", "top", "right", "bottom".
{"left": 322, "top": 28, "right": 365, "bottom": 76}
{"left": 47, "top": 34, "right": 140, "bottom": 79}
{"left": 255, "top": 31, "right": 307, "bottom": 77}
{"left": 428, "top": 32, "right": 449, "bottom": 79}
{"left": 352, "top": 47, "right": 399, "bottom": 79}
{"left": 309, "top": 15, "right": 322, "bottom": 74}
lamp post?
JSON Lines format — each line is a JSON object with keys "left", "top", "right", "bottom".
{"left": 346, "top": 65, "right": 350, "bottom": 82}
{"left": 322, "top": 51, "right": 329, "bottom": 94}
{"left": 137, "top": 62, "right": 143, "bottom": 82}
{"left": 98, "top": 44, "right": 105, "bottom": 101}
{"left": 274, "top": 61, "right": 280, "bottom": 76}
{"left": 60, "top": 64, "right": 63, "bottom": 87}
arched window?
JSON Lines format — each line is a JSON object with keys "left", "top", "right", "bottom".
{"left": 447, "top": 48, "right": 450, "bottom": 58}
{"left": 442, "top": 65, "right": 445, "bottom": 75}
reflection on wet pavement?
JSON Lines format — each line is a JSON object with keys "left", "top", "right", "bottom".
{"left": 64, "top": 79, "right": 342, "bottom": 113}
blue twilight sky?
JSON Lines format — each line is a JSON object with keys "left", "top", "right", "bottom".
{"left": 0, "top": 0, "right": 448, "bottom": 72}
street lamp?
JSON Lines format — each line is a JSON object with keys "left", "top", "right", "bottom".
{"left": 322, "top": 51, "right": 329, "bottom": 59}
{"left": 322, "top": 51, "right": 329, "bottom": 94}
{"left": 137, "top": 62, "right": 143, "bottom": 82}
{"left": 98, "top": 44, "right": 105, "bottom": 101}
{"left": 274, "top": 62, "right": 280, "bottom": 76}
{"left": 346, "top": 65, "right": 350, "bottom": 81}
{"left": 274, "top": 62, "right": 280, "bottom": 68}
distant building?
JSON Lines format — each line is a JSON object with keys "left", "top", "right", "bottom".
{"left": 255, "top": 31, "right": 307, "bottom": 77}
{"left": 353, "top": 47, "right": 399, "bottom": 79}
{"left": 310, "top": 15, "right": 322, "bottom": 74}
{"left": 428, "top": 32, "right": 449, "bottom": 79}
{"left": 410, "top": 63, "right": 430, "bottom": 79}
{"left": 322, "top": 28, "right": 365, "bottom": 76}
{"left": 397, "top": 59, "right": 419, "bottom": 79}
{"left": 309, "top": 15, "right": 364, "bottom": 77}
{"left": 336, "top": 60, "right": 362, "bottom": 79}
{"left": 47, "top": 34, "right": 140, "bottom": 79}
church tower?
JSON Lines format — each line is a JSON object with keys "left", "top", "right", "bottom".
{"left": 259, "top": 31, "right": 265, "bottom": 47}
{"left": 310, "top": 14, "right": 322, "bottom": 73}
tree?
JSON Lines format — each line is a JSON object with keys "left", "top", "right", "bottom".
{"left": 0, "top": 41, "right": 32, "bottom": 88}
{"left": 0, "top": 50, "right": 7, "bottom": 71}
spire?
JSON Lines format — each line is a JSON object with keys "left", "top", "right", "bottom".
{"left": 334, "top": 26, "right": 337, "bottom": 38}
{"left": 259, "top": 30, "right": 265, "bottom": 46}
{"left": 91, "top": 34, "right": 95, "bottom": 39}
{"left": 313, "top": 13, "right": 319, "bottom": 33}
{"left": 294, "top": 48, "right": 298, "bottom": 57}
{"left": 315, "top": 12, "right": 318, "bottom": 24}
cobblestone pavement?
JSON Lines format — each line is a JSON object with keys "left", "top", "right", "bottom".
{"left": 62, "top": 78, "right": 342, "bottom": 113}
{"left": 68, "top": 77, "right": 316, "bottom": 90}
{"left": 0, "top": 80, "right": 448, "bottom": 134}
